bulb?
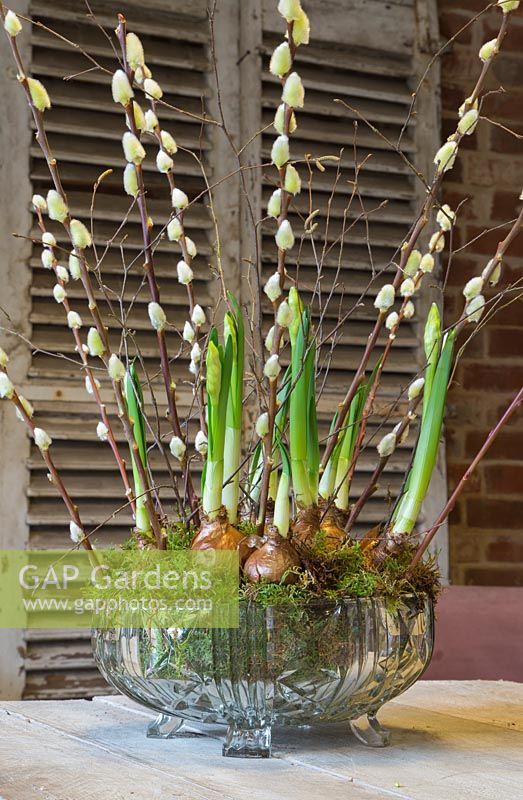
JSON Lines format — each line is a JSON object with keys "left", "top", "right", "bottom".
{"left": 183, "top": 321, "right": 195, "bottom": 342}
{"left": 169, "top": 435, "right": 186, "bottom": 460}
{"left": 108, "top": 353, "right": 126, "bottom": 381}
{"left": 479, "top": 39, "right": 498, "bottom": 62}
{"left": 148, "top": 301, "right": 167, "bottom": 331}
{"left": 67, "top": 310, "right": 82, "bottom": 329}
{"left": 34, "top": 427, "right": 52, "bottom": 450}
{"left": 171, "top": 188, "right": 189, "bottom": 210}
{"left": 284, "top": 164, "right": 301, "bottom": 195}
{"left": 32, "top": 194, "right": 47, "bottom": 212}
{"left": 270, "top": 42, "right": 292, "bottom": 78}
{"left": 143, "top": 78, "right": 163, "bottom": 100}
{"left": 408, "top": 377, "right": 425, "bottom": 400}
{"left": 122, "top": 132, "right": 146, "bottom": 165}
{"left": 282, "top": 72, "right": 305, "bottom": 108}
{"left": 96, "top": 421, "right": 109, "bottom": 442}
{"left": 191, "top": 304, "right": 206, "bottom": 327}
{"left": 27, "top": 78, "right": 51, "bottom": 112}
{"left": 434, "top": 140, "right": 458, "bottom": 173}
{"left": 271, "top": 135, "right": 290, "bottom": 168}
{"left": 374, "top": 284, "right": 395, "bottom": 313}
{"left": 47, "top": 190, "right": 68, "bottom": 222}
{"left": 0, "top": 373, "right": 15, "bottom": 399}
{"left": 177, "top": 260, "right": 193, "bottom": 285}
{"left": 276, "top": 299, "right": 292, "bottom": 327}
{"left": 4, "top": 10, "right": 22, "bottom": 36}
{"left": 274, "top": 103, "right": 297, "bottom": 135}
{"left": 463, "top": 276, "right": 484, "bottom": 300}
{"left": 275, "top": 219, "right": 295, "bottom": 250}
{"left": 264, "top": 272, "right": 282, "bottom": 302}
{"left": 264, "top": 354, "right": 281, "bottom": 380}
{"left": 69, "top": 521, "right": 84, "bottom": 543}
{"left": 53, "top": 284, "right": 66, "bottom": 303}
{"left": 87, "top": 328, "right": 105, "bottom": 357}
{"left": 126, "top": 32, "right": 145, "bottom": 69}
{"left": 255, "top": 412, "right": 270, "bottom": 438}
{"left": 195, "top": 430, "right": 208, "bottom": 455}
{"left": 167, "top": 217, "right": 183, "bottom": 241}
{"left": 70, "top": 219, "right": 92, "bottom": 250}
{"left": 377, "top": 432, "right": 396, "bottom": 458}
{"left": 111, "top": 70, "right": 134, "bottom": 105}
{"left": 267, "top": 189, "right": 282, "bottom": 219}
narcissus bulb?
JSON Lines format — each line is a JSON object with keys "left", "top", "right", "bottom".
{"left": 377, "top": 432, "right": 396, "bottom": 458}
{"left": 4, "top": 10, "right": 22, "bottom": 36}
{"left": 282, "top": 72, "right": 305, "bottom": 108}
{"left": 463, "top": 276, "right": 484, "bottom": 300}
{"left": 264, "top": 354, "right": 281, "bottom": 380}
{"left": 156, "top": 150, "right": 174, "bottom": 173}
{"left": 177, "top": 260, "right": 193, "bottom": 285}
{"left": 408, "top": 377, "right": 425, "bottom": 401}
{"left": 465, "top": 294, "right": 485, "bottom": 323}
{"left": 70, "top": 219, "right": 92, "bottom": 250}
{"left": 274, "top": 104, "right": 297, "bottom": 135}
{"left": 374, "top": 284, "right": 395, "bottom": 313}
{"left": 292, "top": 9, "right": 310, "bottom": 45}
{"left": 87, "top": 328, "right": 105, "bottom": 357}
{"left": 0, "top": 373, "right": 14, "bottom": 399}
{"left": 171, "top": 188, "right": 189, "bottom": 210}
{"left": 126, "top": 32, "right": 145, "bottom": 69}
{"left": 69, "top": 521, "right": 84, "bottom": 543}
{"left": 53, "top": 284, "right": 66, "bottom": 303}
{"left": 167, "top": 217, "right": 183, "bottom": 242}
{"left": 122, "top": 132, "right": 145, "bottom": 165}
{"left": 255, "top": 412, "right": 270, "bottom": 438}
{"left": 284, "top": 164, "right": 301, "bottom": 195}
{"left": 161, "top": 130, "right": 177, "bottom": 154}
{"left": 111, "top": 70, "right": 134, "bottom": 105}
{"left": 148, "top": 301, "right": 167, "bottom": 331}
{"left": 275, "top": 219, "right": 295, "bottom": 250}
{"left": 458, "top": 108, "right": 479, "bottom": 136}
{"left": 47, "top": 190, "right": 68, "bottom": 222}
{"left": 169, "top": 436, "right": 186, "bottom": 460}
{"left": 27, "top": 78, "right": 51, "bottom": 112}
{"left": 143, "top": 78, "right": 163, "bottom": 100}
{"left": 191, "top": 304, "right": 206, "bottom": 327}
{"left": 271, "top": 135, "right": 290, "bottom": 168}
{"left": 96, "top": 421, "right": 109, "bottom": 441}
{"left": 436, "top": 204, "right": 455, "bottom": 231}
{"left": 434, "top": 140, "right": 458, "bottom": 173}
{"left": 32, "top": 194, "right": 47, "bottom": 212}
{"left": 34, "top": 427, "right": 52, "bottom": 450}
{"left": 479, "top": 39, "right": 498, "bottom": 62}
{"left": 195, "top": 430, "right": 208, "bottom": 455}
{"left": 267, "top": 189, "right": 282, "bottom": 219}
{"left": 278, "top": 0, "right": 303, "bottom": 22}
{"left": 67, "top": 310, "right": 82, "bottom": 329}
{"left": 270, "top": 42, "right": 292, "bottom": 78}
{"left": 108, "top": 353, "right": 126, "bottom": 381}
{"left": 420, "top": 253, "right": 435, "bottom": 274}
{"left": 264, "top": 272, "right": 282, "bottom": 302}
{"left": 277, "top": 299, "right": 292, "bottom": 327}
{"left": 123, "top": 163, "right": 139, "bottom": 197}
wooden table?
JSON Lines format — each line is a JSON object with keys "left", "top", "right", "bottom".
{"left": 0, "top": 681, "right": 522, "bottom": 799}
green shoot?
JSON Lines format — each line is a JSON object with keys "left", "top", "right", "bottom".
{"left": 124, "top": 364, "right": 151, "bottom": 535}
{"left": 203, "top": 329, "right": 233, "bottom": 519}
{"left": 222, "top": 293, "right": 244, "bottom": 522}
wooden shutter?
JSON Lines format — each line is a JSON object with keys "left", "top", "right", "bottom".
{"left": 18, "top": 0, "right": 440, "bottom": 698}
{"left": 24, "top": 0, "right": 213, "bottom": 698}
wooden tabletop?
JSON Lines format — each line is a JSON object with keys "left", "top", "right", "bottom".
{"left": 0, "top": 681, "right": 522, "bottom": 800}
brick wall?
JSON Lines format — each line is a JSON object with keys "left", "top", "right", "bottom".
{"left": 438, "top": 0, "right": 523, "bottom": 586}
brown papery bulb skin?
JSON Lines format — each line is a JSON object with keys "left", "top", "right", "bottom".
{"left": 243, "top": 526, "right": 302, "bottom": 585}
{"left": 292, "top": 504, "right": 346, "bottom": 552}
{"left": 191, "top": 507, "right": 252, "bottom": 564}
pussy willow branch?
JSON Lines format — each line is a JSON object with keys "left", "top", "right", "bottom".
{"left": 115, "top": 14, "right": 198, "bottom": 520}
{"left": 34, "top": 208, "right": 136, "bottom": 513}
{"left": 409, "top": 385, "right": 522, "bottom": 572}
{"left": 0, "top": 5, "right": 164, "bottom": 547}
{"left": 0, "top": 368, "right": 92, "bottom": 550}
{"left": 321, "top": 8, "right": 513, "bottom": 472}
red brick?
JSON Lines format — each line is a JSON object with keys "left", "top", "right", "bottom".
{"left": 465, "top": 429, "right": 523, "bottom": 460}
{"left": 484, "top": 463, "right": 523, "bottom": 495}
{"left": 486, "top": 537, "right": 523, "bottom": 562}
{"left": 447, "top": 461, "right": 483, "bottom": 493}
{"left": 466, "top": 498, "right": 523, "bottom": 529}
{"left": 463, "top": 566, "right": 523, "bottom": 586}
{"left": 488, "top": 327, "right": 523, "bottom": 358}
{"left": 484, "top": 19, "right": 523, "bottom": 53}
{"left": 492, "top": 56, "right": 523, "bottom": 89}
{"left": 440, "top": 11, "right": 474, "bottom": 44}
{"left": 461, "top": 363, "right": 523, "bottom": 392}
{"left": 466, "top": 226, "right": 523, "bottom": 258}
{"left": 482, "top": 90, "right": 523, "bottom": 124}
{"left": 490, "top": 124, "right": 523, "bottom": 156}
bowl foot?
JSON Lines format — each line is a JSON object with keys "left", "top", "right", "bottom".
{"left": 222, "top": 722, "right": 272, "bottom": 758}
{"left": 147, "top": 713, "right": 184, "bottom": 739}
{"left": 350, "top": 713, "right": 390, "bottom": 747}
